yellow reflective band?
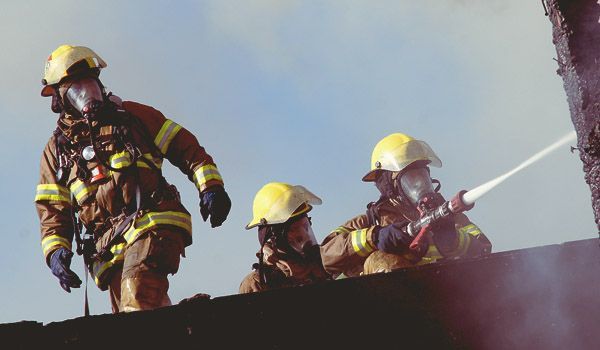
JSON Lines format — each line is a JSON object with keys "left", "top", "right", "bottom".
{"left": 351, "top": 229, "right": 374, "bottom": 257}
{"left": 193, "top": 164, "right": 223, "bottom": 190}
{"left": 92, "top": 242, "right": 126, "bottom": 287}
{"left": 459, "top": 224, "right": 482, "bottom": 237}
{"left": 69, "top": 179, "right": 99, "bottom": 204}
{"left": 332, "top": 226, "right": 351, "bottom": 236}
{"left": 123, "top": 211, "right": 192, "bottom": 244}
{"left": 35, "top": 184, "right": 71, "bottom": 203}
{"left": 420, "top": 244, "right": 443, "bottom": 264}
{"left": 109, "top": 152, "right": 164, "bottom": 170}
{"left": 90, "top": 211, "right": 191, "bottom": 288}
{"left": 41, "top": 235, "right": 71, "bottom": 257}
{"left": 136, "top": 153, "right": 163, "bottom": 169}
{"left": 453, "top": 230, "right": 470, "bottom": 257}
{"left": 109, "top": 151, "right": 132, "bottom": 169}
{"left": 154, "top": 119, "right": 182, "bottom": 155}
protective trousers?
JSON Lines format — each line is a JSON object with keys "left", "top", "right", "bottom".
{"left": 108, "top": 230, "right": 184, "bottom": 313}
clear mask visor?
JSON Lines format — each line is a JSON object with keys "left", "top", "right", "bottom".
{"left": 286, "top": 217, "right": 318, "bottom": 257}
{"left": 64, "top": 77, "right": 103, "bottom": 115}
{"left": 399, "top": 167, "right": 434, "bottom": 206}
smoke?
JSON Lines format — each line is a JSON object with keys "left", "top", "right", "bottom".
{"left": 477, "top": 248, "right": 593, "bottom": 349}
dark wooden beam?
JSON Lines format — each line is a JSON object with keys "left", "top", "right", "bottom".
{"left": 545, "top": 0, "right": 600, "bottom": 234}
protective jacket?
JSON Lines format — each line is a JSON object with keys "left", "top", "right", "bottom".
{"left": 320, "top": 196, "right": 492, "bottom": 277}
{"left": 239, "top": 244, "right": 330, "bottom": 293}
{"left": 35, "top": 99, "right": 225, "bottom": 290}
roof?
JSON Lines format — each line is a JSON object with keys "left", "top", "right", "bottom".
{"left": 3, "top": 238, "right": 599, "bottom": 349}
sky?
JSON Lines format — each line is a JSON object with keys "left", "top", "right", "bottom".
{"left": 0, "top": 0, "right": 596, "bottom": 324}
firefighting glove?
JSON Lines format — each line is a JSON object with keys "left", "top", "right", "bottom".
{"left": 49, "top": 248, "right": 82, "bottom": 293}
{"left": 374, "top": 223, "right": 413, "bottom": 255}
{"left": 200, "top": 186, "right": 232, "bottom": 228}
{"left": 408, "top": 224, "right": 431, "bottom": 259}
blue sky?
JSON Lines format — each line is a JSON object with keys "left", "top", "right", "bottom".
{"left": 0, "top": 0, "right": 595, "bottom": 323}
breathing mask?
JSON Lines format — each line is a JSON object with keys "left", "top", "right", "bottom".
{"left": 258, "top": 215, "right": 319, "bottom": 260}
{"left": 374, "top": 164, "right": 441, "bottom": 212}
{"left": 399, "top": 167, "right": 435, "bottom": 207}
{"left": 62, "top": 77, "right": 104, "bottom": 118}
{"left": 285, "top": 216, "right": 319, "bottom": 258}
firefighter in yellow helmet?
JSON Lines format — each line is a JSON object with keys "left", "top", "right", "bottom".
{"left": 320, "top": 133, "right": 492, "bottom": 277}
{"left": 35, "top": 45, "right": 231, "bottom": 313}
{"left": 239, "top": 182, "right": 331, "bottom": 293}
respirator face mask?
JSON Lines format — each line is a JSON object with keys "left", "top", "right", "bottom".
{"left": 63, "top": 77, "right": 104, "bottom": 117}
{"left": 399, "top": 167, "right": 435, "bottom": 207}
{"left": 286, "top": 216, "right": 319, "bottom": 258}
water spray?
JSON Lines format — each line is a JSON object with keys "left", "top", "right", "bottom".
{"left": 407, "top": 131, "right": 577, "bottom": 241}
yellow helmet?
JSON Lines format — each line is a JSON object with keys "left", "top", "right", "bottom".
{"left": 362, "top": 133, "right": 442, "bottom": 182}
{"left": 246, "top": 182, "right": 322, "bottom": 230}
{"left": 41, "top": 45, "right": 107, "bottom": 96}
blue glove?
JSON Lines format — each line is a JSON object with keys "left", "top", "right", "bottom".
{"left": 374, "top": 223, "right": 413, "bottom": 255}
{"left": 49, "top": 247, "right": 82, "bottom": 293}
{"left": 200, "top": 186, "right": 232, "bottom": 228}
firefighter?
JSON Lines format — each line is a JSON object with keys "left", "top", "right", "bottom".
{"left": 239, "top": 182, "right": 331, "bottom": 293}
{"left": 35, "top": 45, "right": 231, "bottom": 312}
{"left": 320, "top": 133, "right": 492, "bottom": 277}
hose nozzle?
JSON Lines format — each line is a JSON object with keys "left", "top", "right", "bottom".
{"left": 449, "top": 190, "right": 474, "bottom": 214}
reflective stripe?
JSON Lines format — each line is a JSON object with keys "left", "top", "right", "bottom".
{"left": 35, "top": 184, "right": 70, "bottom": 203}
{"left": 459, "top": 224, "right": 482, "bottom": 237}
{"left": 92, "top": 242, "right": 126, "bottom": 287}
{"left": 137, "top": 153, "right": 163, "bottom": 169}
{"left": 41, "top": 234, "right": 71, "bottom": 257}
{"left": 193, "top": 164, "right": 223, "bottom": 190}
{"left": 421, "top": 244, "right": 443, "bottom": 264}
{"left": 109, "top": 152, "right": 163, "bottom": 170}
{"left": 452, "top": 224, "right": 483, "bottom": 257}
{"left": 69, "top": 179, "right": 98, "bottom": 204}
{"left": 351, "top": 229, "right": 374, "bottom": 257}
{"left": 154, "top": 119, "right": 182, "bottom": 155}
{"left": 110, "top": 151, "right": 133, "bottom": 169}
{"left": 454, "top": 230, "right": 470, "bottom": 257}
{"left": 423, "top": 224, "right": 481, "bottom": 261}
{"left": 90, "top": 211, "right": 191, "bottom": 287}
{"left": 331, "top": 226, "right": 351, "bottom": 236}
{"left": 124, "top": 211, "right": 192, "bottom": 244}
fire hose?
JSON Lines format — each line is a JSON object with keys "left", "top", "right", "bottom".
{"left": 407, "top": 131, "right": 576, "bottom": 254}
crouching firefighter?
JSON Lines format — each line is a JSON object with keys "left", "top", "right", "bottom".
{"left": 35, "top": 45, "right": 232, "bottom": 313}
{"left": 320, "top": 133, "right": 492, "bottom": 277}
{"left": 239, "top": 182, "right": 331, "bottom": 293}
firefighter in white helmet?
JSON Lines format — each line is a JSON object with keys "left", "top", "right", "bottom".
{"left": 239, "top": 182, "right": 331, "bottom": 293}
{"left": 320, "top": 133, "right": 492, "bottom": 277}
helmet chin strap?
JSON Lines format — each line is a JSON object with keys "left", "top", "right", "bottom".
{"left": 375, "top": 171, "right": 399, "bottom": 200}
{"left": 51, "top": 89, "right": 64, "bottom": 114}
{"left": 432, "top": 178, "right": 441, "bottom": 192}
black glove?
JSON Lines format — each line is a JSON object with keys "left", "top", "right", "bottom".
{"left": 374, "top": 223, "right": 413, "bottom": 255}
{"left": 200, "top": 186, "right": 232, "bottom": 228}
{"left": 49, "top": 247, "right": 82, "bottom": 293}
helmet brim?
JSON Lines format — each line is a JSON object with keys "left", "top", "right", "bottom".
{"left": 362, "top": 169, "right": 379, "bottom": 182}
{"left": 41, "top": 85, "right": 54, "bottom": 97}
{"left": 245, "top": 203, "right": 313, "bottom": 230}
